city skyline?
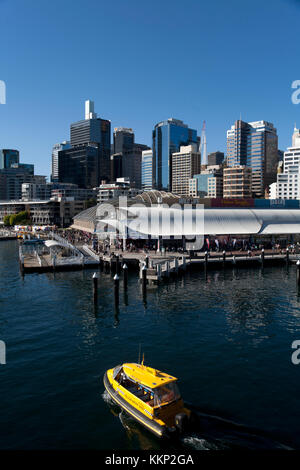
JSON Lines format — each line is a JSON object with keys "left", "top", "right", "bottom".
{"left": 0, "top": 0, "right": 300, "bottom": 177}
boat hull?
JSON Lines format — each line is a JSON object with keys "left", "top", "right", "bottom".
{"left": 103, "top": 371, "right": 170, "bottom": 439}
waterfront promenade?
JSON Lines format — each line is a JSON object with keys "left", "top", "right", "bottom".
{"left": 19, "top": 237, "right": 296, "bottom": 277}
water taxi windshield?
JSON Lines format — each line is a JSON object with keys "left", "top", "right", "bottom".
{"left": 154, "top": 382, "right": 181, "bottom": 406}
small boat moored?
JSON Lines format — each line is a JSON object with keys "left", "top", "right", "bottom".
{"left": 103, "top": 362, "right": 193, "bottom": 439}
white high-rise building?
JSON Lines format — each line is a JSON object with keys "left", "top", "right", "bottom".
{"left": 292, "top": 126, "right": 300, "bottom": 147}
{"left": 51, "top": 141, "right": 70, "bottom": 182}
{"left": 271, "top": 127, "right": 300, "bottom": 199}
{"left": 85, "top": 100, "right": 97, "bottom": 120}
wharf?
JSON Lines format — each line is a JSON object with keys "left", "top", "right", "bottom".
{"left": 98, "top": 248, "right": 297, "bottom": 284}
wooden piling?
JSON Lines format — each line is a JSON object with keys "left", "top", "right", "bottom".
{"left": 93, "top": 272, "right": 98, "bottom": 304}
{"left": 114, "top": 274, "right": 119, "bottom": 306}
{"left": 297, "top": 260, "right": 300, "bottom": 288}
{"left": 123, "top": 263, "right": 128, "bottom": 290}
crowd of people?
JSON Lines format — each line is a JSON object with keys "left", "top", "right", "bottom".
{"left": 53, "top": 228, "right": 300, "bottom": 256}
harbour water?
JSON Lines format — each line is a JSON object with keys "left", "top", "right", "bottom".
{"left": 1, "top": 239, "right": 300, "bottom": 450}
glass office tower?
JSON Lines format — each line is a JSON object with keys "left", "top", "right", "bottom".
{"left": 0, "top": 149, "right": 19, "bottom": 169}
{"left": 69, "top": 101, "right": 111, "bottom": 183}
{"left": 58, "top": 144, "right": 102, "bottom": 188}
{"left": 226, "top": 120, "right": 278, "bottom": 197}
{"left": 113, "top": 127, "right": 134, "bottom": 154}
{"left": 152, "top": 118, "right": 198, "bottom": 190}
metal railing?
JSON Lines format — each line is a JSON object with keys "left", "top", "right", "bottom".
{"left": 49, "top": 232, "right": 82, "bottom": 257}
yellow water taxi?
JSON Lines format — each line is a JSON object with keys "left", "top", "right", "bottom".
{"left": 103, "top": 362, "right": 193, "bottom": 438}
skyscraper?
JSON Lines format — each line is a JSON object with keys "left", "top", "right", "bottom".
{"left": 110, "top": 127, "right": 149, "bottom": 186}
{"left": 51, "top": 141, "right": 70, "bottom": 182}
{"left": 113, "top": 127, "right": 134, "bottom": 154}
{"left": 58, "top": 144, "right": 101, "bottom": 188}
{"left": 0, "top": 149, "right": 19, "bottom": 169}
{"left": 271, "top": 127, "right": 300, "bottom": 199}
{"left": 171, "top": 144, "right": 201, "bottom": 196}
{"left": 58, "top": 100, "right": 111, "bottom": 186}
{"left": 152, "top": 118, "right": 199, "bottom": 191}
{"left": 226, "top": 120, "right": 278, "bottom": 197}
{"left": 70, "top": 100, "right": 110, "bottom": 150}
{"left": 141, "top": 150, "right": 153, "bottom": 191}
{"left": 207, "top": 151, "right": 224, "bottom": 166}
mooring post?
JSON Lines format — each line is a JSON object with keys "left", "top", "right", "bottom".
{"left": 157, "top": 263, "right": 162, "bottom": 280}
{"left": 123, "top": 263, "right": 128, "bottom": 290}
{"left": 297, "top": 260, "right": 300, "bottom": 287}
{"left": 145, "top": 255, "right": 149, "bottom": 268}
{"left": 261, "top": 248, "right": 265, "bottom": 266}
{"left": 223, "top": 250, "right": 226, "bottom": 266}
{"left": 286, "top": 247, "right": 290, "bottom": 265}
{"left": 142, "top": 264, "right": 147, "bottom": 294}
{"left": 166, "top": 260, "right": 170, "bottom": 277}
{"left": 232, "top": 255, "right": 236, "bottom": 265}
{"left": 204, "top": 251, "right": 208, "bottom": 269}
{"left": 174, "top": 257, "right": 179, "bottom": 274}
{"left": 116, "top": 254, "right": 120, "bottom": 275}
{"left": 93, "top": 272, "right": 98, "bottom": 304}
{"left": 114, "top": 274, "right": 119, "bottom": 306}
{"left": 182, "top": 256, "right": 186, "bottom": 270}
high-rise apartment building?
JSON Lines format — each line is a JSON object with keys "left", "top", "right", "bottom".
{"left": 223, "top": 166, "right": 252, "bottom": 198}
{"left": 171, "top": 144, "right": 201, "bottom": 196}
{"left": 152, "top": 118, "right": 199, "bottom": 191}
{"left": 141, "top": 150, "right": 153, "bottom": 191}
{"left": 271, "top": 127, "right": 300, "bottom": 199}
{"left": 227, "top": 120, "right": 278, "bottom": 197}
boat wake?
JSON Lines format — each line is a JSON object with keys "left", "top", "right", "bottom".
{"left": 181, "top": 405, "right": 293, "bottom": 450}
{"left": 102, "top": 390, "right": 292, "bottom": 450}
{"left": 181, "top": 435, "right": 215, "bottom": 450}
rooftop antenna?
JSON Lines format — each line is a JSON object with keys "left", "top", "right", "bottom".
{"left": 201, "top": 120, "right": 207, "bottom": 165}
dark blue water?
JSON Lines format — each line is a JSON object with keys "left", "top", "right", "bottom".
{"left": 0, "top": 240, "right": 299, "bottom": 449}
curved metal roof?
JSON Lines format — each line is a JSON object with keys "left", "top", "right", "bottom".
{"left": 134, "top": 190, "right": 181, "bottom": 206}
{"left": 73, "top": 200, "right": 300, "bottom": 236}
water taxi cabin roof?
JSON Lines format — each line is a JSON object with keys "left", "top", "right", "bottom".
{"left": 123, "top": 363, "right": 177, "bottom": 390}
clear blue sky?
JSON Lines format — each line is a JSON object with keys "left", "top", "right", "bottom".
{"left": 0, "top": 0, "right": 300, "bottom": 178}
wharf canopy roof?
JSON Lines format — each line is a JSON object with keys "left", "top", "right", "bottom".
{"left": 72, "top": 193, "right": 300, "bottom": 235}
{"left": 134, "top": 191, "right": 182, "bottom": 206}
